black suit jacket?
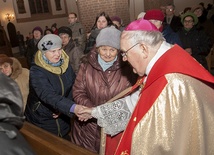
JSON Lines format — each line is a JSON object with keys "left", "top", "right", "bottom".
{"left": 164, "top": 15, "right": 182, "bottom": 32}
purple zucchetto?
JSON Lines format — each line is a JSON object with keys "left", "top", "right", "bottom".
{"left": 125, "top": 19, "right": 158, "bottom": 31}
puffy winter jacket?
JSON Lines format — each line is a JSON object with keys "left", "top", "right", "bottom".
{"left": 71, "top": 48, "right": 137, "bottom": 153}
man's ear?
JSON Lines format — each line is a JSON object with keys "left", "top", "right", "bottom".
{"left": 140, "top": 44, "right": 148, "bottom": 59}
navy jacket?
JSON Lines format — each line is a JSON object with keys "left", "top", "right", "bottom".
{"left": 163, "top": 24, "right": 182, "bottom": 47}
{"left": 25, "top": 58, "right": 76, "bottom": 138}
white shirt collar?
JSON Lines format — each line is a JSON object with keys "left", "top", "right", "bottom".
{"left": 145, "top": 41, "right": 172, "bottom": 76}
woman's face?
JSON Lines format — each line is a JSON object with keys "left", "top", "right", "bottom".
{"left": 98, "top": 45, "right": 118, "bottom": 62}
{"left": 52, "top": 27, "right": 56, "bottom": 32}
{"left": 59, "top": 33, "right": 71, "bottom": 47}
{"left": 33, "top": 30, "right": 42, "bottom": 40}
{"left": 194, "top": 8, "right": 203, "bottom": 17}
{"left": 45, "top": 48, "right": 62, "bottom": 63}
{"left": 0, "top": 62, "right": 12, "bottom": 76}
{"left": 183, "top": 16, "right": 194, "bottom": 29}
{"left": 96, "top": 16, "right": 108, "bottom": 29}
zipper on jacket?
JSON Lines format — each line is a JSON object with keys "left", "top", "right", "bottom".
{"left": 55, "top": 118, "right": 62, "bottom": 137}
{"left": 55, "top": 75, "right": 64, "bottom": 137}
{"left": 58, "top": 75, "right": 64, "bottom": 96}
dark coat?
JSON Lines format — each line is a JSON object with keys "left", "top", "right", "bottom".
{"left": 71, "top": 48, "right": 137, "bottom": 153}
{"left": 0, "top": 123, "right": 36, "bottom": 155}
{"left": 26, "top": 38, "right": 39, "bottom": 68}
{"left": 197, "top": 16, "right": 214, "bottom": 44}
{"left": 177, "top": 26, "right": 212, "bottom": 69}
{"left": 63, "top": 39, "right": 83, "bottom": 74}
{"left": 0, "top": 72, "right": 35, "bottom": 155}
{"left": 84, "top": 28, "right": 101, "bottom": 54}
{"left": 25, "top": 51, "right": 76, "bottom": 138}
{"left": 164, "top": 15, "right": 183, "bottom": 32}
{"left": 162, "top": 24, "right": 182, "bottom": 47}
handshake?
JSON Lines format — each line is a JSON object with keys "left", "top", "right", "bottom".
{"left": 74, "top": 105, "right": 94, "bottom": 121}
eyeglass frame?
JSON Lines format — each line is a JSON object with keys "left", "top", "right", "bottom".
{"left": 183, "top": 19, "right": 194, "bottom": 23}
{"left": 166, "top": 8, "right": 174, "bottom": 12}
{"left": 121, "top": 43, "right": 140, "bottom": 57}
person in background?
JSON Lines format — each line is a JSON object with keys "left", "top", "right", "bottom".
{"left": 192, "top": 5, "right": 214, "bottom": 44}
{"left": 77, "top": 19, "right": 214, "bottom": 155}
{"left": 16, "top": 31, "right": 26, "bottom": 56}
{"left": 25, "top": 32, "right": 33, "bottom": 46}
{"left": 164, "top": 3, "right": 183, "bottom": 32}
{"left": 44, "top": 28, "right": 53, "bottom": 35}
{"left": 51, "top": 23, "right": 58, "bottom": 35}
{"left": 0, "top": 54, "right": 29, "bottom": 110}
{"left": 26, "top": 26, "right": 43, "bottom": 68}
{"left": 160, "top": 5, "right": 166, "bottom": 15}
{"left": 24, "top": 34, "right": 85, "bottom": 140}
{"left": 177, "top": 12, "right": 212, "bottom": 70}
{"left": 199, "top": 2, "right": 208, "bottom": 17}
{"left": 144, "top": 9, "right": 182, "bottom": 46}
{"left": 28, "top": 32, "right": 33, "bottom": 40}
{"left": 58, "top": 26, "right": 83, "bottom": 74}
{"left": 68, "top": 12, "right": 87, "bottom": 51}
{"left": 0, "top": 72, "right": 35, "bottom": 155}
{"left": 84, "top": 11, "right": 113, "bottom": 54}
{"left": 207, "top": 4, "right": 214, "bottom": 24}
{"left": 183, "top": 7, "right": 192, "bottom": 14}
{"left": 111, "top": 16, "right": 125, "bottom": 31}
{"left": 71, "top": 27, "right": 137, "bottom": 153}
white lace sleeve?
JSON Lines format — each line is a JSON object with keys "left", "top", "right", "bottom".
{"left": 91, "top": 89, "right": 140, "bottom": 136}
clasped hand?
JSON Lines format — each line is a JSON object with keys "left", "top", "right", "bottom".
{"left": 74, "top": 105, "right": 93, "bottom": 121}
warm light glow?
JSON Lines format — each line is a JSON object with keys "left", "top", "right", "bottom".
{"left": 5, "top": 13, "right": 15, "bottom": 22}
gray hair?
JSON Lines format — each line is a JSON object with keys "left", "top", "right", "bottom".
{"left": 121, "top": 30, "right": 165, "bottom": 47}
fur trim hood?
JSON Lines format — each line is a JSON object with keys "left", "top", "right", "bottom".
{"left": 10, "top": 57, "right": 23, "bottom": 80}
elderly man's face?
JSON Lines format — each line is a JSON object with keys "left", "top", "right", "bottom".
{"left": 120, "top": 36, "right": 147, "bottom": 76}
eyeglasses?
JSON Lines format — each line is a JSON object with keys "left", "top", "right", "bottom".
{"left": 166, "top": 8, "right": 173, "bottom": 11}
{"left": 121, "top": 43, "right": 139, "bottom": 57}
{"left": 184, "top": 20, "right": 193, "bottom": 23}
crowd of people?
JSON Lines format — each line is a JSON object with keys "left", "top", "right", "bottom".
{"left": 1, "top": 2, "right": 214, "bottom": 155}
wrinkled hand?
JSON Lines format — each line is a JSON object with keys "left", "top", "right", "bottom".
{"left": 74, "top": 105, "right": 93, "bottom": 121}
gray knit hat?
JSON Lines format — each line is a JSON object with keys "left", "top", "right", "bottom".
{"left": 96, "top": 27, "right": 121, "bottom": 50}
{"left": 38, "top": 34, "right": 62, "bottom": 53}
